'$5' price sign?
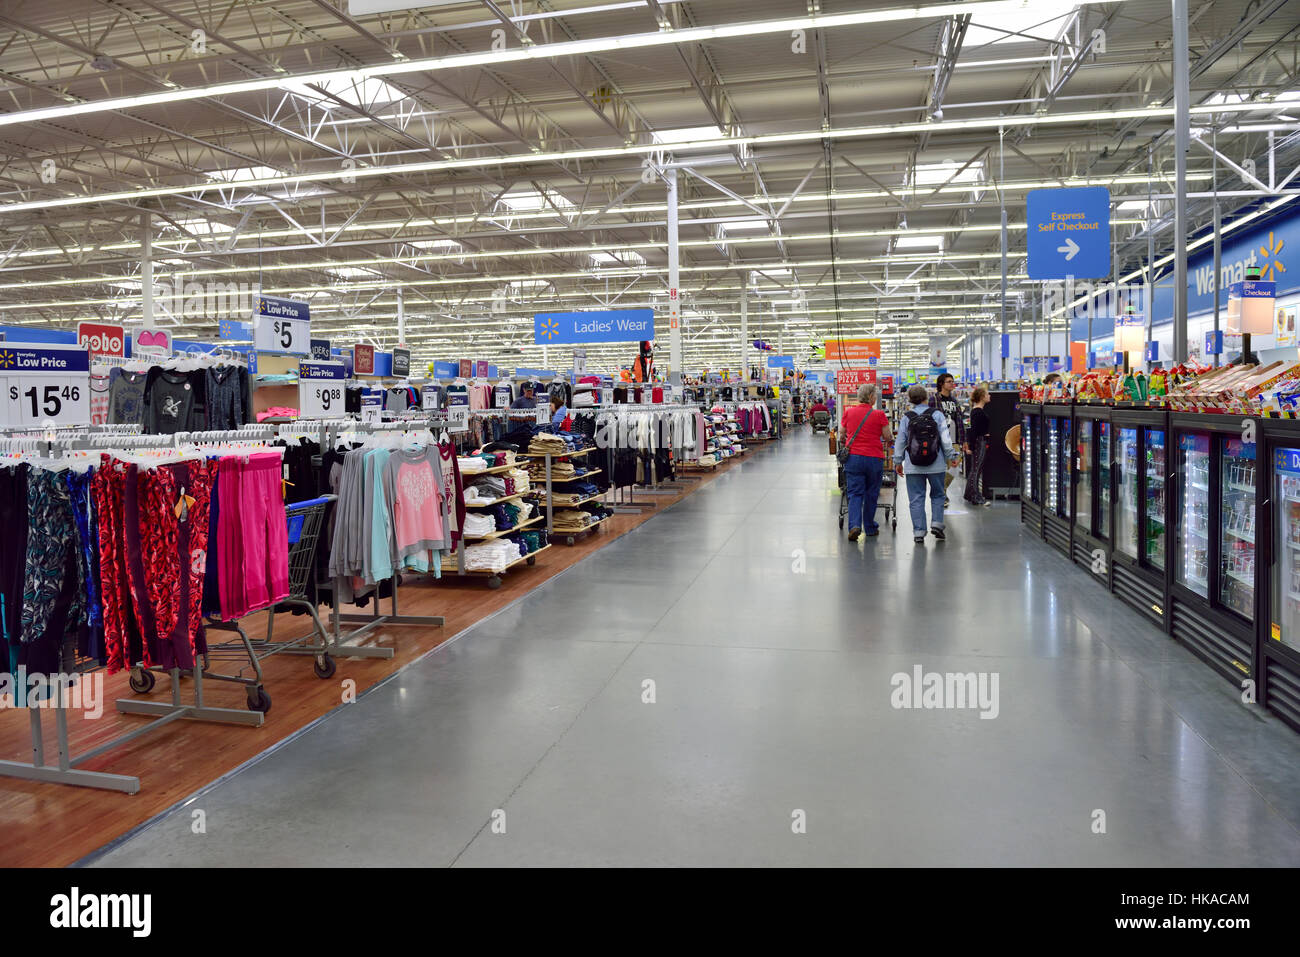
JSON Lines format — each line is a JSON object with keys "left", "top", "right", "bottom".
{"left": 0, "top": 345, "right": 91, "bottom": 427}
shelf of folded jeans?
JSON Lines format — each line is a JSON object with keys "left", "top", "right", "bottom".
{"left": 542, "top": 469, "right": 603, "bottom": 481}
{"left": 463, "top": 514, "right": 544, "bottom": 541}
{"left": 465, "top": 543, "right": 551, "bottom": 576}
{"left": 550, "top": 493, "right": 604, "bottom": 507}
{"left": 462, "top": 491, "right": 528, "bottom": 507}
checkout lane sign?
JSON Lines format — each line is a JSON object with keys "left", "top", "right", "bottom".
{"left": 1026, "top": 187, "right": 1110, "bottom": 280}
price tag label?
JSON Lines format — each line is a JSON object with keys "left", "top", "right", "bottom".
{"left": 360, "top": 396, "right": 382, "bottom": 425}
{"left": 0, "top": 345, "right": 91, "bottom": 428}
{"left": 253, "top": 296, "right": 311, "bottom": 355}
{"left": 298, "top": 361, "right": 346, "bottom": 418}
{"left": 447, "top": 406, "right": 469, "bottom": 433}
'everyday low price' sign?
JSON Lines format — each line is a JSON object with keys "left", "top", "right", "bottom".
{"left": 298, "top": 361, "right": 346, "bottom": 418}
{"left": 0, "top": 344, "right": 91, "bottom": 427}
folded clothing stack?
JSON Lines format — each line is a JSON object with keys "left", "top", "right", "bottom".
{"left": 464, "top": 540, "right": 521, "bottom": 572}
{"left": 529, "top": 459, "right": 576, "bottom": 481}
{"left": 582, "top": 503, "right": 614, "bottom": 523}
{"left": 468, "top": 475, "right": 508, "bottom": 500}
{"left": 462, "top": 512, "right": 497, "bottom": 537}
{"left": 507, "top": 467, "right": 531, "bottom": 493}
{"left": 458, "top": 456, "right": 489, "bottom": 474}
{"left": 492, "top": 501, "right": 522, "bottom": 531}
{"left": 528, "top": 432, "right": 567, "bottom": 455}
{"left": 552, "top": 509, "right": 595, "bottom": 531}
{"left": 694, "top": 454, "right": 719, "bottom": 467}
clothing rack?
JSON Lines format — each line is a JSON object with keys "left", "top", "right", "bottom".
{"left": 0, "top": 428, "right": 280, "bottom": 793}
{"left": 586, "top": 403, "right": 701, "bottom": 506}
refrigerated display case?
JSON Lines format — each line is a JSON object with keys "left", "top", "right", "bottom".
{"left": 1168, "top": 414, "right": 1257, "bottom": 686}
{"left": 1257, "top": 422, "right": 1300, "bottom": 733}
{"left": 1019, "top": 401, "right": 1042, "bottom": 536}
{"left": 1041, "top": 403, "right": 1073, "bottom": 556}
{"left": 1110, "top": 408, "right": 1169, "bottom": 629}
{"left": 1072, "top": 407, "right": 1111, "bottom": 581}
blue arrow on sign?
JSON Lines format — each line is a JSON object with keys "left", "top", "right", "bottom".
{"left": 1026, "top": 186, "right": 1110, "bottom": 280}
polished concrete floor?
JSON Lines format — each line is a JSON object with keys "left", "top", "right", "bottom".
{"left": 89, "top": 431, "right": 1300, "bottom": 866}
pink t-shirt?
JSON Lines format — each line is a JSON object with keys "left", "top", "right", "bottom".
{"left": 384, "top": 449, "right": 446, "bottom": 556}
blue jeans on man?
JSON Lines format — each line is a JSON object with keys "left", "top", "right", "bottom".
{"left": 905, "top": 471, "right": 946, "bottom": 534}
{"left": 845, "top": 454, "right": 884, "bottom": 534}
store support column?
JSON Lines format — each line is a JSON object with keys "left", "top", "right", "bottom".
{"left": 740, "top": 287, "right": 747, "bottom": 387}
{"left": 141, "top": 210, "right": 154, "bottom": 332}
{"left": 667, "top": 167, "right": 682, "bottom": 387}
{"left": 1172, "top": 0, "right": 1191, "bottom": 361}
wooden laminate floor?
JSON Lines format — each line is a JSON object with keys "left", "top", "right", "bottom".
{"left": 0, "top": 445, "right": 771, "bottom": 867}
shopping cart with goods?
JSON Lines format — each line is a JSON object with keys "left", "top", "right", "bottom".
{"left": 128, "top": 495, "right": 339, "bottom": 714}
{"left": 837, "top": 462, "right": 897, "bottom": 534}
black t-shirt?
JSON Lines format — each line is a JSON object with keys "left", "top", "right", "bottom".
{"left": 968, "top": 406, "right": 990, "bottom": 442}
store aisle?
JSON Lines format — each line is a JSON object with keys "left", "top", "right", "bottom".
{"left": 89, "top": 431, "right": 1300, "bottom": 867}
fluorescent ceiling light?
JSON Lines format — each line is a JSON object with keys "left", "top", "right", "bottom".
{"left": 406, "top": 239, "right": 463, "bottom": 251}
{"left": 652, "top": 125, "right": 723, "bottom": 145}
{"left": 895, "top": 235, "right": 945, "bottom": 250}
{"left": 327, "top": 266, "right": 380, "bottom": 280}
{"left": 720, "top": 218, "right": 770, "bottom": 232}
{"left": 506, "top": 279, "right": 551, "bottom": 293}
{"left": 496, "top": 188, "right": 575, "bottom": 219}
{"left": 0, "top": 1, "right": 1137, "bottom": 135}
{"left": 207, "top": 165, "right": 281, "bottom": 183}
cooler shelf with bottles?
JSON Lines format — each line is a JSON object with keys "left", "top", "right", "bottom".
{"left": 1072, "top": 406, "right": 1111, "bottom": 584}
{"left": 1110, "top": 407, "right": 1169, "bottom": 629}
{"left": 1258, "top": 421, "right": 1300, "bottom": 733}
{"left": 1168, "top": 413, "right": 1258, "bottom": 686}
{"left": 1019, "top": 401, "right": 1042, "bottom": 536}
{"left": 1041, "top": 402, "right": 1073, "bottom": 557}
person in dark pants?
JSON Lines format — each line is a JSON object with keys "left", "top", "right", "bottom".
{"left": 930, "top": 372, "right": 965, "bottom": 507}
{"left": 841, "top": 383, "right": 893, "bottom": 541}
{"left": 964, "top": 386, "right": 992, "bottom": 507}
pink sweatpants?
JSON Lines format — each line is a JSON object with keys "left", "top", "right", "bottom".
{"left": 217, "top": 454, "right": 289, "bottom": 619}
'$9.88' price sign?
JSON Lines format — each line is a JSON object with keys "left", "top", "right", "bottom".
{"left": 0, "top": 344, "right": 91, "bottom": 428}
{"left": 298, "top": 360, "right": 347, "bottom": 418}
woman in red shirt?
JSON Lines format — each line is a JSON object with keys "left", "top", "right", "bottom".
{"left": 840, "top": 383, "right": 893, "bottom": 540}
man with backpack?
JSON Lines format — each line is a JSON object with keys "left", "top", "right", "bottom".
{"left": 894, "top": 383, "right": 959, "bottom": 544}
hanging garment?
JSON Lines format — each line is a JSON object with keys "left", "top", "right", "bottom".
{"left": 108, "top": 370, "right": 149, "bottom": 426}
{"left": 145, "top": 370, "right": 196, "bottom": 434}
{"left": 21, "top": 469, "right": 84, "bottom": 676}
{"left": 206, "top": 365, "right": 248, "bottom": 431}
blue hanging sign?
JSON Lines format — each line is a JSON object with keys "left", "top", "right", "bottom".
{"left": 219, "top": 319, "right": 251, "bottom": 340}
{"left": 1205, "top": 330, "right": 1224, "bottom": 355}
{"left": 534, "top": 309, "right": 653, "bottom": 345}
{"left": 1275, "top": 449, "right": 1300, "bottom": 474}
{"left": 767, "top": 355, "right": 794, "bottom": 369}
{"left": 310, "top": 338, "right": 332, "bottom": 360}
{"left": 0, "top": 344, "right": 90, "bottom": 373}
{"left": 1026, "top": 186, "right": 1111, "bottom": 279}
{"left": 432, "top": 360, "right": 458, "bottom": 378}
{"left": 1145, "top": 341, "right": 1160, "bottom": 362}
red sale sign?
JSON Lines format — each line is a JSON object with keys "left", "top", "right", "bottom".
{"left": 77, "top": 322, "right": 126, "bottom": 358}
{"left": 835, "top": 368, "right": 877, "bottom": 393}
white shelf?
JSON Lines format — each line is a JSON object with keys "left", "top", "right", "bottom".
{"left": 1224, "top": 527, "right": 1256, "bottom": 544}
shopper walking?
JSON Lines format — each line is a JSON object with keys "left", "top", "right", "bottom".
{"left": 931, "top": 373, "right": 965, "bottom": 507}
{"left": 895, "top": 383, "right": 959, "bottom": 544}
{"left": 841, "top": 383, "right": 893, "bottom": 541}
{"left": 964, "top": 386, "right": 992, "bottom": 507}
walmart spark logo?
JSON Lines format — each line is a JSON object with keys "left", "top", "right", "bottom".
{"left": 1259, "top": 231, "right": 1286, "bottom": 281}
{"left": 0, "top": 350, "right": 13, "bottom": 369}
{"left": 539, "top": 318, "right": 559, "bottom": 341}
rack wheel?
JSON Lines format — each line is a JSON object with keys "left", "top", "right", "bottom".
{"left": 313, "top": 654, "right": 337, "bottom": 680}
{"left": 838, "top": 513, "right": 844, "bottom": 530}
{"left": 565, "top": 535, "right": 575, "bottom": 545}
{"left": 526, "top": 555, "right": 536, "bottom": 565}
{"left": 891, "top": 518, "right": 897, "bottom": 532}
{"left": 247, "top": 688, "right": 272, "bottom": 713}
{"left": 487, "top": 576, "right": 502, "bottom": 589}
{"left": 128, "top": 669, "right": 156, "bottom": 694}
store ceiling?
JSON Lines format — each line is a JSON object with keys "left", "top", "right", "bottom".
{"left": 0, "top": 0, "right": 1297, "bottom": 372}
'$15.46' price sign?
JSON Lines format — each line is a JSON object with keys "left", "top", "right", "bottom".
{"left": 0, "top": 344, "right": 91, "bottom": 428}
{"left": 298, "top": 360, "right": 347, "bottom": 418}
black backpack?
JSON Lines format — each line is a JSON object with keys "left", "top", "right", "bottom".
{"left": 905, "top": 410, "right": 940, "bottom": 466}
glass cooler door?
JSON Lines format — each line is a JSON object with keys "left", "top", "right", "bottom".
{"left": 1115, "top": 427, "right": 1139, "bottom": 558}
{"left": 1219, "top": 437, "right": 1257, "bottom": 619}
{"left": 1075, "top": 420, "right": 1093, "bottom": 533}
{"left": 1098, "top": 422, "right": 1111, "bottom": 541}
{"left": 1057, "top": 417, "right": 1072, "bottom": 517}
{"left": 1144, "top": 428, "right": 1166, "bottom": 570}
{"left": 1176, "top": 432, "right": 1211, "bottom": 597}
{"left": 1272, "top": 447, "right": 1300, "bottom": 654}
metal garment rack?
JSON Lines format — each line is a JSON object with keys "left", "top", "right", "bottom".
{"left": 0, "top": 427, "right": 281, "bottom": 793}
{"left": 583, "top": 404, "right": 702, "bottom": 506}
{"left": 319, "top": 414, "right": 460, "bottom": 647}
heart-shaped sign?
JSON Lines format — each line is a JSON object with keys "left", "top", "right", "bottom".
{"left": 137, "top": 329, "right": 170, "bottom": 349}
